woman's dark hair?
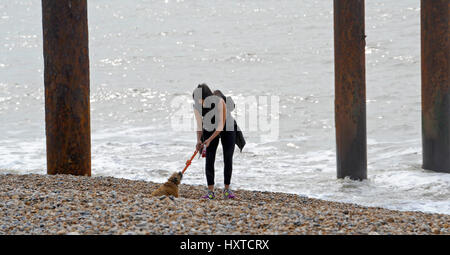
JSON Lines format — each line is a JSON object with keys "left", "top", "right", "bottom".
{"left": 213, "top": 89, "right": 226, "bottom": 101}
{"left": 192, "top": 83, "right": 213, "bottom": 101}
{"left": 214, "top": 89, "right": 235, "bottom": 110}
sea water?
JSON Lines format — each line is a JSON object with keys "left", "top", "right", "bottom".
{"left": 0, "top": 0, "right": 449, "bottom": 214}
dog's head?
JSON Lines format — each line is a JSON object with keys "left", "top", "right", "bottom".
{"left": 168, "top": 171, "right": 183, "bottom": 185}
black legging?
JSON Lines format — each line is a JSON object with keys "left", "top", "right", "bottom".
{"left": 203, "top": 130, "right": 236, "bottom": 186}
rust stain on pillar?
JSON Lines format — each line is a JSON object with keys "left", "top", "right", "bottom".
{"left": 42, "top": 0, "right": 91, "bottom": 176}
{"left": 334, "top": 0, "right": 367, "bottom": 180}
{"left": 421, "top": 0, "right": 450, "bottom": 173}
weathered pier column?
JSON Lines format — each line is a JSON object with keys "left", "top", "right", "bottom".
{"left": 42, "top": 0, "right": 91, "bottom": 176}
{"left": 421, "top": 0, "right": 450, "bottom": 173}
{"left": 334, "top": 0, "right": 367, "bottom": 180}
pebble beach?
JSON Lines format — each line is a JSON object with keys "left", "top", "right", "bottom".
{"left": 0, "top": 173, "right": 448, "bottom": 235}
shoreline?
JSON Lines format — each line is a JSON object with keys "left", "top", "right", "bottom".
{"left": 0, "top": 173, "right": 448, "bottom": 235}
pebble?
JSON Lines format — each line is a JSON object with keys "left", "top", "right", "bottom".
{"left": 0, "top": 173, "right": 448, "bottom": 235}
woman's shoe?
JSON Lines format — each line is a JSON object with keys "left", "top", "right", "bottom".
{"left": 223, "top": 189, "right": 236, "bottom": 199}
{"left": 201, "top": 190, "right": 215, "bottom": 200}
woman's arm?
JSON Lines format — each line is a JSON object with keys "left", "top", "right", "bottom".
{"left": 203, "top": 99, "right": 226, "bottom": 147}
{"left": 194, "top": 108, "right": 203, "bottom": 151}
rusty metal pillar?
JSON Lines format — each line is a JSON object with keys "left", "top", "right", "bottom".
{"left": 421, "top": 0, "right": 450, "bottom": 173}
{"left": 334, "top": 0, "right": 367, "bottom": 180}
{"left": 42, "top": 0, "right": 91, "bottom": 176}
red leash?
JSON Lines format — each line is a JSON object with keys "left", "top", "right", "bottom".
{"left": 181, "top": 150, "right": 198, "bottom": 175}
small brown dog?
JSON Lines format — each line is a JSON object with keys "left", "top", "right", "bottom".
{"left": 151, "top": 172, "right": 183, "bottom": 198}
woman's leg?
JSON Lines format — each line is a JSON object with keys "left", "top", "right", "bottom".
{"left": 221, "top": 131, "right": 236, "bottom": 188}
{"left": 204, "top": 131, "right": 220, "bottom": 190}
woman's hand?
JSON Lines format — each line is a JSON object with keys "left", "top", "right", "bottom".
{"left": 196, "top": 140, "right": 203, "bottom": 152}
{"left": 203, "top": 139, "right": 212, "bottom": 148}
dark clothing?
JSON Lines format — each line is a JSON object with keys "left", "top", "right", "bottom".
{"left": 194, "top": 93, "right": 246, "bottom": 186}
{"left": 203, "top": 130, "right": 235, "bottom": 186}
{"left": 194, "top": 95, "right": 246, "bottom": 151}
{"left": 234, "top": 121, "right": 246, "bottom": 152}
